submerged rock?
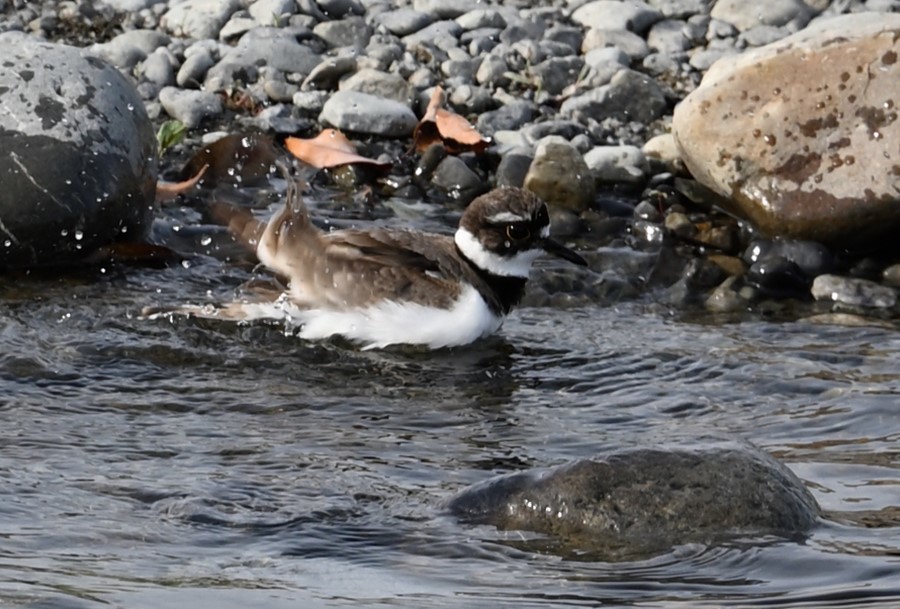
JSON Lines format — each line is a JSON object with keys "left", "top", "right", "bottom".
{"left": 673, "top": 13, "right": 900, "bottom": 248}
{"left": 0, "top": 33, "right": 158, "bottom": 269}
{"left": 446, "top": 438, "right": 819, "bottom": 558}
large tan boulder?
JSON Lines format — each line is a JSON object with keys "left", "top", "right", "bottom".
{"left": 672, "top": 13, "right": 900, "bottom": 247}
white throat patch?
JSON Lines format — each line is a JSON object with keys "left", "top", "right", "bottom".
{"left": 454, "top": 227, "right": 541, "bottom": 278}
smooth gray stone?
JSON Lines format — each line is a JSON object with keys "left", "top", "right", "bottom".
{"left": 218, "top": 27, "right": 320, "bottom": 77}
{"left": 158, "top": 86, "right": 223, "bottom": 128}
{"left": 319, "top": 90, "right": 417, "bottom": 137}
{"left": 176, "top": 50, "right": 215, "bottom": 88}
{"left": 561, "top": 68, "right": 668, "bottom": 124}
{"left": 161, "top": 0, "right": 241, "bottom": 39}
{"left": 572, "top": 0, "right": 664, "bottom": 34}
{"left": 710, "top": 0, "right": 813, "bottom": 31}
{"left": 530, "top": 56, "right": 585, "bottom": 95}
{"left": 401, "top": 19, "right": 462, "bottom": 46}
{"left": 339, "top": 68, "right": 414, "bottom": 104}
{"left": 455, "top": 8, "right": 507, "bottom": 30}
{"left": 248, "top": 0, "right": 297, "bottom": 24}
{"left": 373, "top": 9, "right": 434, "bottom": 36}
{"left": 89, "top": 29, "right": 170, "bottom": 70}
{"left": 0, "top": 35, "right": 157, "bottom": 268}
{"left": 319, "top": 0, "right": 365, "bottom": 17}
{"left": 140, "top": 47, "right": 177, "bottom": 87}
{"left": 475, "top": 100, "right": 535, "bottom": 134}
{"left": 313, "top": 15, "right": 372, "bottom": 48}
{"left": 811, "top": 275, "right": 898, "bottom": 308}
{"left": 413, "top": 0, "right": 476, "bottom": 19}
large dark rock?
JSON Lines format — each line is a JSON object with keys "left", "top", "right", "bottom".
{"left": 0, "top": 33, "right": 158, "bottom": 269}
{"left": 446, "top": 438, "right": 819, "bottom": 558}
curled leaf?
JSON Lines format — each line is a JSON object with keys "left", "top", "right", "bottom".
{"left": 413, "top": 86, "right": 490, "bottom": 154}
{"left": 156, "top": 164, "right": 208, "bottom": 203}
{"left": 285, "top": 129, "right": 392, "bottom": 171}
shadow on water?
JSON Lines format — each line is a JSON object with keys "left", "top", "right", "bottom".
{"left": 1, "top": 262, "right": 899, "bottom": 607}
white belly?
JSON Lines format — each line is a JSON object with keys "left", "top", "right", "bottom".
{"left": 295, "top": 284, "right": 503, "bottom": 349}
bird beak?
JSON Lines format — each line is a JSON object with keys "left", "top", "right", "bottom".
{"left": 542, "top": 238, "right": 588, "bottom": 266}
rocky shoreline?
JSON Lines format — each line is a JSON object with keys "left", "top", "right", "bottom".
{"left": 2, "top": 0, "right": 898, "bottom": 322}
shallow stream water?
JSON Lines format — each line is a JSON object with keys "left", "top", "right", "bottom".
{"left": 1, "top": 196, "right": 899, "bottom": 608}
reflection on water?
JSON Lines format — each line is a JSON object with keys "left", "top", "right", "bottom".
{"left": 1, "top": 261, "right": 898, "bottom": 608}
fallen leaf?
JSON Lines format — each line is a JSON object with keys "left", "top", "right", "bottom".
{"left": 285, "top": 129, "right": 392, "bottom": 170}
{"left": 413, "top": 86, "right": 490, "bottom": 154}
{"left": 156, "top": 164, "right": 208, "bottom": 203}
{"left": 179, "top": 133, "right": 280, "bottom": 187}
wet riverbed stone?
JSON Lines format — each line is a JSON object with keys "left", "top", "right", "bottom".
{"left": 811, "top": 274, "right": 898, "bottom": 308}
{"left": 446, "top": 438, "right": 819, "bottom": 558}
{"left": 673, "top": 13, "right": 900, "bottom": 248}
{"left": 0, "top": 33, "right": 158, "bottom": 269}
{"left": 523, "top": 137, "right": 595, "bottom": 213}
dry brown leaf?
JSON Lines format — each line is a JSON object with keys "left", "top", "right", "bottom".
{"left": 285, "top": 129, "right": 391, "bottom": 170}
{"left": 179, "top": 133, "right": 280, "bottom": 187}
{"left": 156, "top": 164, "right": 208, "bottom": 203}
{"left": 413, "top": 86, "right": 490, "bottom": 154}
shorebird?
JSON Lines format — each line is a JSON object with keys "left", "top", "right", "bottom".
{"left": 145, "top": 180, "right": 587, "bottom": 349}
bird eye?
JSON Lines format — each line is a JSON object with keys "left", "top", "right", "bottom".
{"left": 505, "top": 224, "right": 530, "bottom": 241}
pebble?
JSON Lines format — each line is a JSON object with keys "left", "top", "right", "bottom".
{"left": 561, "top": 68, "right": 668, "bottom": 124}
{"left": 523, "top": 137, "right": 596, "bottom": 214}
{"left": 339, "top": 68, "right": 414, "bottom": 104}
{"left": 743, "top": 239, "right": 834, "bottom": 278}
{"left": 571, "top": 1, "right": 664, "bottom": 35}
{"left": 248, "top": 0, "right": 296, "bottom": 25}
{"left": 430, "top": 157, "right": 486, "bottom": 203}
{"left": 706, "top": 276, "right": 749, "bottom": 312}
{"left": 582, "top": 28, "right": 651, "bottom": 60}
{"left": 158, "top": 86, "right": 223, "bottom": 128}
{"left": 584, "top": 145, "right": 649, "bottom": 184}
{"left": 161, "top": 0, "right": 241, "bottom": 40}
{"left": 313, "top": 15, "right": 372, "bottom": 49}
{"left": 811, "top": 275, "right": 898, "bottom": 309}
{"left": 176, "top": 50, "right": 215, "bottom": 88}
{"left": 746, "top": 258, "right": 810, "bottom": 297}
{"left": 89, "top": 29, "right": 170, "bottom": 70}
{"left": 319, "top": 91, "right": 418, "bottom": 137}
{"left": 710, "top": 0, "right": 813, "bottom": 31}
{"left": 375, "top": 9, "right": 434, "bottom": 37}
{"left": 883, "top": 264, "right": 900, "bottom": 288}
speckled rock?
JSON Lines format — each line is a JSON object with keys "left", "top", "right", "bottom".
{"left": 0, "top": 34, "right": 157, "bottom": 268}
{"left": 446, "top": 438, "right": 819, "bottom": 558}
{"left": 524, "top": 137, "right": 596, "bottom": 213}
{"left": 673, "top": 13, "right": 900, "bottom": 248}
